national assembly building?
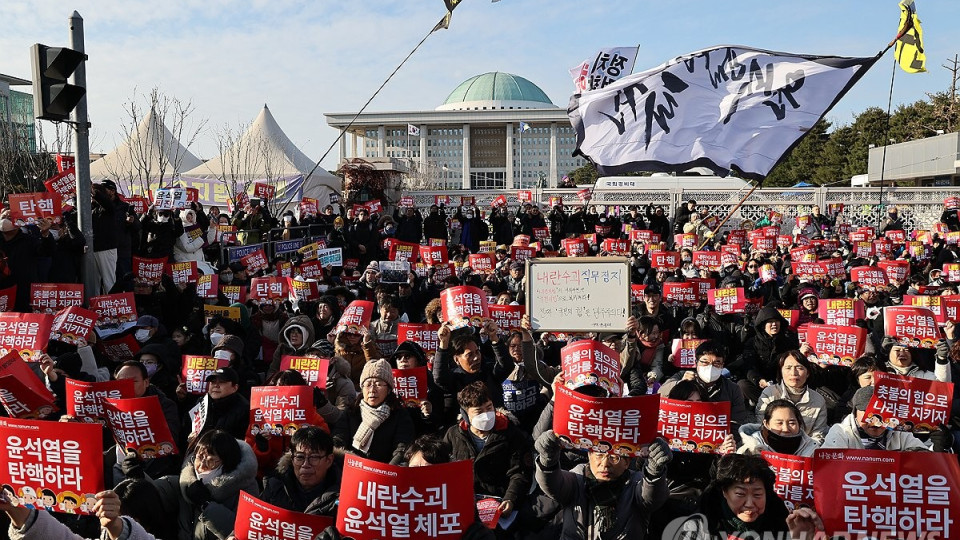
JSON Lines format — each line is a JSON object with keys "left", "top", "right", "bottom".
{"left": 324, "top": 72, "right": 587, "bottom": 190}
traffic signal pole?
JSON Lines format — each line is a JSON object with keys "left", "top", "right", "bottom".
{"left": 69, "top": 11, "right": 97, "bottom": 301}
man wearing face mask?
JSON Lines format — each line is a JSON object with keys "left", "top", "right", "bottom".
{"left": 444, "top": 381, "right": 533, "bottom": 532}
{"left": 139, "top": 205, "right": 182, "bottom": 260}
{"left": 423, "top": 204, "right": 448, "bottom": 244}
{"left": 132, "top": 316, "right": 179, "bottom": 372}
{"left": 187, "top": 367, "right": 250, "bottom": 441}
{"left": 133, "top": 345, "right": 179, "bottom": 401}
{"left": 659, "top": 341, "right": 753, "bottom": 442}
{"left": 455, "top": 205, "right": 489, "bottom": 254}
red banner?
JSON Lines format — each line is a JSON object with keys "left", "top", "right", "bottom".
{"left": 440, "top": 286, "right": 489, "bottom": 329}
{"left": 662, "top": 281, "right": 698, "bottom": 308}
{"left": 762, "top": 451, "right": 815, "bottom": 510}
{"left": 818, "top": 298, "right": 865, "bottom": 327}
{"left": 279, "top": 356, "right": 328, "bottom": 388}
{"left": 562, "top": 238, "right": 589, "bottom": 256}
{"left": 397, "top": 323, "right": 440, "bottom": 357}
{"left": 249, "top": 386, "right": 321, "bottom": 438}
{"left": 488, "top": 304, "right": 524, "bottom": 334}
{"left": 253, "top": 182, "right": 276, "bottom": 200}
{"left": 250, "top": 277, "right": 288, "bottom": 304}
{"left": 708, "top": 287, "right": 746, "bottom": 315}
{"left": 658, "top": 398, "right": 730, "bottom": 453}
{"left": 336, "top": 300, "right": 375, "bottom": 335}
{"left": 0, "top": 351, "right": 56, "bottom": 418}
{"left": 103, "top": 396, "right": 178, "bottom": 457}
{"left": 196, "top": 274, "right": 218, "bottom": 299}
{"left": 56, "top": 154, "right": 76, "bottom": 172}
{"left": 167, "top": 261, "right": 198, "bottom": 286}
{"left": 235, "top": 492, "right": 334, "bottom": 540}
{"left": 392, "top": 367, "right": 428, "bottom": 405}
{"left": 419, "top": 245, "right": 449, "bottom": 266}
{"left": 132, "top": 256, "right": 166, "bottom": 285}
{"left": 884, "top": 306, "right": 940, "bottom": 349}
{"left": 553, "top": 384, "right": 659, "bottom": 456}
{"left": 8, "top": 192, "right": 62, "bottom": 226}
{"left": 29, "top": 283, "right": 83, "bottom": 314}
{"left": 65, "top": 378, "right": 134, "bottom": 422}
{"left": 651, "top": 251, "right": 680, "bottom": 270}
{"left": 0, "top": 417, "right": 104, "bottom": 514}
{"left": 0, "top": 312, "right": 52, "bottom": 362}
{"left": 181, "top": 355, "right": 230, "bottom": 395}
{"left": 805, "top": 323, "right": 866, "bottom": 366}
{"left": 814, "top": 449, "right": 960, "bottom": 539}
{"left": 43, "top": 167, "right": 77, "bottom": 198}
{"left": 337, "top": 455, "right": 475, "bottom": 540}
{"left": 861, "top": 372, "right": 953, "bottom": 432}
{"left": 670, "top": 338, "right": 707, "bottom": 369}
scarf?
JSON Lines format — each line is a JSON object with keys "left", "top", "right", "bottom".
{"left": 783, "top": 384, "right": 806, "bottom": 404}
{"left": 856, "top": 424, "right": 888, "bottom": 450}
{"left": 584, "top": 466, "right": 629, "bottom": 535}
{"left": 353, "top": 401, "right": 392, "bottom": 454}
{"left": 762, "top": 427, "right": 803, "bottom": 455}
{"left": 720, "top": 500, "right": 754, "bottom": 535}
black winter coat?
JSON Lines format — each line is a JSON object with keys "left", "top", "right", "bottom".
{"left": 261, "top": 453, "right": 341, "bottom": 516}
{"left": 444, "top": 413, "right": 533, "bottom": 506}
{"left": 332, "top": 396, "right": 414, "bottom": 465}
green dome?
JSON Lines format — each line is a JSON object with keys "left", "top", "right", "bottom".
{"left": 439, "top": 72, "right": 554, "bottom": 109}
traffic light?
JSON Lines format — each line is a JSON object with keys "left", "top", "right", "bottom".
{"left": 30, "top": 43, "right": 86, "bottom": 122}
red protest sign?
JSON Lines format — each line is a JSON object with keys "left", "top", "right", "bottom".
{"left": 490, "top": 194, "right": 507, "bottom": 208}
{"left": 126, "top": 196, "right": 149, "bottom": 215}
{"left": 98, "top": 334, "right": 140, "bottom": 363}
{"left": 336, "top": 300, "right": 375, "bottom": 335}
{"left": 674, "top": 233, "right": 697, "bottom": 249}
{"left": 250, "top": 277, "right": 288, "bottom": 305}
{"left": 576, "top": 188, "right": 591, "bottom": 201}
{"left": 392, "top": 367, "right": 428, "bottom": 405}
{"left": 0, "top": 417, "right": 104, "bottom": 514}
{"left": 532, "top": 227, "right": 549, "bottom": 242}
{"left": 488, "top": 304, "right": 524, "bottom": 333}
{"left": 219, "top": 285, "right": 246, "bottom": 305}
{"left": 8, "top": 192, "right": 62, "bottom": 226}
{"left": 0, "top": 351, "right": 56, "bottom": 418}
{"left": 814, "top": 449, "right": 960, "bottom": 539}
{"left": 941, "top": 295, "right": 960, "bottom": 325}
{"left": 708, "top": 287, "right": 745, "bottom": 315}
{"left": 29, "top": 283, "right": 83, "bottom": 314}
{"left": 510, "top": 245, "right": 535, "bottom": 262}
{"left": 249, "top": 386, "right": 321, "bottom": 438}
{"left": 468, "top": 253, "right": 495, "bottom": 273}
{"left": 275, "top": 260, "right": 293, "bottom": 279}
{"left": 235, "top": 492, "right": 334, "bottom": 540}
{"left": 434, "top": 195, "right": 451, "bottom": 206}
{"left": 762, "top": 451, "right": 814, "bottom": 510}
{"left": 43, "top": 167, "right": 77, "bottom": 198}
{"left": 517, "top": 190, "right": 532, "bottom": 202}
{"left": 132, "top": 256, "right": 166, "bottom": 285}
{"left": 389, "top": 240, "right": 419, "bottom": 263}
{"left": 338, "top": 455, "right": 476, "bottom": 540}
{"left": 253, "top": 182, "right": 276, "bottom": 200}
{"left": 50, "top": 306, "right": 97, "bottom": 347}
{"left": 862, "top": 372, "right": 953, "bottom": 432}
{"left": 196, "top": 274, "right": 218, "bottom": 299}
{"left": 818, "top": 298, "right": 865, "bottom": 327}
{"left": 689, "top": 278, "right": 714, "bottom": 302}
{"left": 878, "top": 259, "right": 910, "bottom": 282}
{"left": 0, "top": 312, "right": 53, "bottom": 362}
{"left": 751, "top": 236, "right": 775, "bottom": 252}
{"left": 631, "top": 284, "right": 646, "bottom": 304}
{"left": 805, "top": 324, "right": 866, "bottom": 366}
{"left": 662, "top": 282, "right": 698, "bottom": 308}
{"left": 279, "top": 356, "right": 328, "bottom": 388}
{"left": 365, "top": 199, "right": 383, "bottom": 214}
{"left": 419, "top": 245, "right": 448, "bottom": 266}
{"left": 884, "top": 229, "right": 906, "bottom": 244}
{"left": 476, "top": 497, "right": 502, "bottom": 530}
{"left": 56, "top": 154, "right": 76, "bottom": 172}
{"left": 884, "top": 306, "right": 940, "bottom": 349}
{"left": 670, "top": 338, "right": 707, "bottom": 369}
{"left": 778, "top": 309, "right": 800, "bottom": 330}
{"left": 240, "top": 248, "right": 269, "bottom": 274}
{"left": 398, "top": 196, "right": 414, "bottom": 209}
{"left": 397, "top": 323, "right": 440, "bottom": 357}
{"left": 299, "top": 197, "right": 320, "bottom": 216}
{"left": 601, "top": 238, "right": 629, "bottom": 255}
{"left": 440, "top": 286, "right": 489, "bottom": 329}
{"left": 692, "top": 251, "right": 721, "bottom": 271}
{"left": 553, "top": 384, "right": 659, "bottom": 456}
{"left": 167, "top": 261, "right": 198, "bottom": 286}
{"left": 562, "top": 238, "right": 588, "bottom": 256}
{"left": 65, "top": 378, "right": 135, "bottom": 422}
{"left": 630, "top": 230, "right": 658, "bottom": 244}
{"left": 287, "top": 278, "right": 320, "bottom": 302}
{"left": 850, "top": 266, "right": 888, "bottom": 289}
{"left": 651, "top": 251, "right": 680, "bottom": 270}
{"left": 0, "top": 285, "right": 15, "bottom": 313}
{"left": 296, "top": 260, "right": 325, "bottom": 281}
{"left": 103, "top": 396, "right": 178, "bottom": 458}
{"left": 181, "top": 355, "right": 230, "bottom": 395}
{"left": 944, "top": 263, "right": 960, "bottom": 283}
{"left": 658, "top": 398, "right": 730, "bottom": 453}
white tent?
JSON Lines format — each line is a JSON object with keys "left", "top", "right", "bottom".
{"left": 89, "top": 108, "right": 203, "bottom": 182}
{"left": 183, "top": 105, "right": 340, "bottom": 204}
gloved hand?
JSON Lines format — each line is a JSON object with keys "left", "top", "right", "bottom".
{"left": 313, "top": 525, "right": 342, "bottom": 540}
{"left": 185, "top": 479, "right": 212, "bottom": 506}
{"left": 254, "top": 433, "right": 270, "bottom": 452}
{"left": 534, "top": 430, "right": 561, "bottom": 469}
{"left": 314, "top": 387, "right": 329, "bottom": 408}
{"left": 644, "top": 437, "right": 673, "bottom": 477}
{"left": 936, "top": 338, "right": 950, "bottom": 364}
{"left": 120, "top": 450, "right": 144, "bottom": 479}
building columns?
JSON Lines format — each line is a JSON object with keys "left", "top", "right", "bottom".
{"left": 550, "top": 122, "right": 558, "bottom": 188}
{"left": 505, "top": 123, "right": 514, "bottom": 190}
{"left": 462, "top": 124, "right": 471, "bottom": 189}
{"left": 377, "top": 125, "right": 386, "bottom": 157}
{"left": 419, "top": 124, "right": 427, "bottom": 175}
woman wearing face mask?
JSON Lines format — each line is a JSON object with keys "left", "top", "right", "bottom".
{"left": 333, "top": 359, "right": 414, "bottom": 465}
{"left": 454, "top": 205, "right": 489, "bottom": 254}
{"left": 139, "top": 206, "right": 182, "bottom": 260}
{"left": 738, "top": 399, "right": 819, "bottom": 457}
{"left": 755, "top": 352, "right": 828, "bottom": 444}
{"left": 171, "top": 429, "right": 258, "bottom": 540}
{"left": 173, "top": 209, "right": 210, "bottom": 272}
{"left": 133, "top": 346, "right": 179, "bottom": 403}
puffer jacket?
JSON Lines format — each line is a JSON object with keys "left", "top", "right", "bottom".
{"left": 7, "top": 508, "right": 155, "bottom": 540}
{"left": 333, "top": 395, "right": 414, "bottom": 465}
{"left": 174, "top": 209, "right": 207, "bottom": 265}
{"left": 176, "top": 440, "right": 259, "bottom": 540}
{"left": 260, "top": 451, "right": 341, "bottom": 516}
{"left": 755, "top": 382, "right": 829, "bottom": 443}
{"left": 821, "top": 413, "right": 930, "bottom": 451}
{"left": 445, "top": 411, "right": 533, "bottom": 506}
{"left": 730, "top": 305, "right": 799, "bottom": 384}
{"left": 268, "top": 315, "right": 317, "bottom": 380}
{"left": 737, "top": 423, "right": 819, "bottom": 457}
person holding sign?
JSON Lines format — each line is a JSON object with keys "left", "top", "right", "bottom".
{"left": 732, "top": 306, "right": 800, "bottom": 409}
{"left": 534, "top": 428, "right": 673, "bottom": 540}
{"left": 821, "top": 386, "right": 929, "bottom": 451}
{"left": 389, "top": 340, "right": 443, "bottom": 436}
{"left": 738, "top": 400, "right": 819, "bottom": 457}
{"left": 881, "top": 331, "right": 952, "bottom": 383}
{"left": 1, "top": 489, "right": 155, "bottom": 540}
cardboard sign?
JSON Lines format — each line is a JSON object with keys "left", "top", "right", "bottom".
{"left": 337, "top": 455, "right": 475, "bottom": 540}
{"left": 553, "top": 384, "right": 659, "bottom": 456}
{"left": 336, "top": 300, "right": 375, "bottom": 335}
{"left": 650, "top": 251, "right": 680, "bottom": 270}
{"left": 235, "top": 492, "right": 334, "bottom": 540}
{"left": 562, "top": 238, "right": 589, "bottom": 256}
{"left": 50, "top": 306, "right": 97, "bottom": 347}
{"left": 397, "top": 323, "right": 440, "bottom": 357}
{"left": 278, "top": 356, "right": 328, "bottom": 388}
{"left": 528, "top": 258, "right": 630, "bottom": 332}
{"left": 658, "top": 398, "right": 730, "bottom": 453}
{"left": 0, "top": 351, "right": 57, "bottom": 418}
{"left": 883, "top": 306, "right": 940, "bottom": 349}
{"left": 662, "top": 281, "right": 698, "bottom": 308}
{"left": 253, "top": 182, "right": 276, "bottom": 200}
{"left": 0, "top": 312, "right": 52, "bottom": 362}
{"left": 488, "top": 304, "right": 524, "bottom": 333}
{"left": 29, "top": 283, "right": 83, "bottom": 314}
{"left": 708, "top": 287, "right": 746, "bottom": 315}
{"left": 132, "top": 256, "right": 166, "bottom": 286}
{"left": 762, "top": 451, "right": 814, "bottom": 510}
{"left": 751, "top": 236, "right": 775, "bottom": 252}
{"left": 249, "top": 386, "right": 320, "bottom": 438}
{"left": 818, "top": 298, "right": 865, "bottom": 327}
{"left": 44, "top": 168, "right": 77, "bottom": 198}
{"left": 805, "top": 324, "right": 867, "bottom": 366}
{"left": 440, "top": 286, "right": 489, "bottom": 329}
{"left": 65, "top": 378, "right": 134, "bottom": 422}
{"left": 560, "top": 340, "right": 623, "bottom": 397}
{"left": 862, "top": 372, "right": 953, "bottom": 432}
{"left": 8, "top": 192, "right": 62, "bottom": 225}
{"left": 250, "top": 277, "right": 288, "bottom": 305}
{"left": 630, "top": 284, "right": 646, "bottom": 304}
{"left": 814, "top": 449, "right": 960, "bottom": 539}
{"left": 103, "top": 396, "right": 178, "bottom": 458}
{"left": 670, "top": 338, "right": 707, "bottom": 369}
{"left": 181, "top": 355, "right": 230, "bottom": 395}
{"left": 392, "top": 367, "right": 428, "bottom": 405}
{"left": 0, "top": 417, "right": 104, "bottom": 514}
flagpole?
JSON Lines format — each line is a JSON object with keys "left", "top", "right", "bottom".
{"left": 876, "top": 54, "right": 898, "bottom": 229}
{"left": 697, "top": 180, "right": 761, "bottom": 250}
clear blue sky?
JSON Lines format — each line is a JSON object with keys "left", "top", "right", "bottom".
{"left": 1, "top": 0, "right": 957, "bottom": 169}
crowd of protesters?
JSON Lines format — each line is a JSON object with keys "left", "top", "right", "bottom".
{"left": 1, "top": 181, "right": 960, "bottom": 540}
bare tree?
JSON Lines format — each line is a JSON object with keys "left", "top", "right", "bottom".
{"left": 209, "top": 121, "right": 264, "bottom": 209}
{"left": 0, "top": 118, "right": 61, "bottom": 200}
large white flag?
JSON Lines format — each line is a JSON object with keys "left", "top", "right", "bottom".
{"left": 569, "top": 45, "right": 880, "bottom": 181}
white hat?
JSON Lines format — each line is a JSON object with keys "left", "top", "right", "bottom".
{"left": 0, "top": 219, "right": 17, "bottom": 233}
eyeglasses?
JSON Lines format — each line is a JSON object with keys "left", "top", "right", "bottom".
{"left": 293, "top": 452, "right": 328, "bottom": 465}
{"left": 361, "top": 380, "right": 389, "bottom": 390}
{"left": 697, "top": 359, "right": 724, "bottom": 368}
{"left": 593, "top": 452, "right": 622, "bottom": 465}
{"left": 194, "top": 451, "right": 222, "bottom": 469}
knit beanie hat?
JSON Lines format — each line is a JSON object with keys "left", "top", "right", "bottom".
{"left": 360, "top": 359, "right": 394, "bottom": 390}
{"left": 851, "top": 385, "right": 874, "bottom": 414}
